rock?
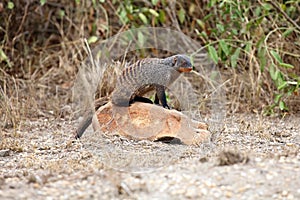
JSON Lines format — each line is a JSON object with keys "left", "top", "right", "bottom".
{"left": 218, "top": 150, "right": 249, "bottom": 166}
{"left": 92, "top": 102, "right": 211, "bottom": 145}
{"left": 0, "top": 149, "right": 10, "bottom": 157}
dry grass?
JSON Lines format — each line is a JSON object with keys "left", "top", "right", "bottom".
{"left": 0, "top": 1, "right": 90, "bottom": 130}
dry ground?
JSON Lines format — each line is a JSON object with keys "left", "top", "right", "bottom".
{"left": 0, "top": 113, "right": 299, "bottom": 199}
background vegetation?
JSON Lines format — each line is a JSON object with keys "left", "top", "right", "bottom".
{"left": 0, "top": 0, "right": 299, "bottom": 129}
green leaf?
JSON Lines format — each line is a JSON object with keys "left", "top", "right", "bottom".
{"left": 119, "top": 9, "right": 128, "bottom": 24}
{"left": 178, "top": 7, "right": 185, "bottom": 24}
{"left": 219, "top": 40, "right": 229, "bottom": 56}
{"left": 149, "top": 9, "right": 159, "bottom": 17}
{"left": 0, "top": 49, "right": 8, "bottom": 62}
{"left": 196, "top": 19, "right": 205, "bottom": 29}
{"left": 137, "top": 31, "right": 145, "bottom": 46}
{"left": 287, "top": 88, "right": 294, "bottom": 96}
{"left": 277, "top": 81, "right": 287, "bottom": 90}
{"left": 208, "top": 45, "right": 219, "bottom": 64}
{"left": 0, "top": 49, "right": 11, "bottom": 67}
{"left": 159, "top": 10, "right": 166, "bottom": 23}
{"left": 230, "top": 47, "right": 241, "bottom": 68}
{"left": 138, "top": 13, "right": 148, "bottom": 24}
{"left": 232, "top": 29, "right": 238, "bottom": 35}
{"left": 87, "top": 36, "right": 98, "bottom": 44}
{"left": 274, "top": 94, "right": 283, "bottom": 104}
{"left": 40, "top": 0, "right": 47, "bottom": 5}
{"left": 270, "top": 50, "right": 283, "bottom": 63}
{"left": 279, "top": 100, "right": 287, "bottom": 111}
{"left": 8, "top": 1, "right": 14, "bottom": 9}
{"left": 216, "top": 24, "right": 224, "bottom": 33}
{"left": 59, "top": 9, "right": 65, "bottom": 18}
{"left": 208, "top": 0, "right": 217, "bottom": 7}
{"left": 203, "top": 14, "right": 213, "bottom": 21}
{"left": 282, "top": 28, "right": 294, "bottom": 37}
{"left": 258, "top": 47, "right": 266, "bottom": 72}
{"left": 269, "top": 64, "right": 277, "bottom": 80}
{"left": 200, "top": 31, "right": 208, "bottom": 39}
{"left": 255, "top": 7, "right": 261, "bottom": 16}
{"left": 141, "top": 7, "right": 149, "bottom": 13}
{"left": 279, "top": 62, "right": 294, "bottom": 69}
{"left": 276, "top": 71, "right": 284, "bottom": 85}
{"left": 262, "top": 3, "right": 272, "bottom": 11}
{"left": 151, "top": 0, "right": 159, "bottom": 6}
{"left": 244, "top": 42, "right": 252, "bottom": 54}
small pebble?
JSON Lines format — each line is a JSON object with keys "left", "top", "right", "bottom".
{"left": 0, "top": 149, "right": 10, "bottom": 157}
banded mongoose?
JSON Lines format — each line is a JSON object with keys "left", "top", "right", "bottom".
{"left": 75, "top": 54, "right": 193, "bottom": 139}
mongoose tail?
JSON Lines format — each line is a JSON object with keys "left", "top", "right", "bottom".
{"left": 75, "top": 114, "right": 93, "bottom": 139}
{"left": 75, "top": 97, "right": 109, "bottom": 139}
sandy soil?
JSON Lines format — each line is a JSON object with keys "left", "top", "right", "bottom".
{"left": 0, "top": 113, "right": 299, "bottom": 199}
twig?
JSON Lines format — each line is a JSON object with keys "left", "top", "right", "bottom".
{"left": 16, "top": 1, "right": 29, "bottom": 35}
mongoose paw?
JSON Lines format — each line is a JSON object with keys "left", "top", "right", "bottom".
{"left": 163, "top": 104, "right": 170, "bottom": 109}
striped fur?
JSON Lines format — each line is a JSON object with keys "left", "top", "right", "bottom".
{"left": 112, "top": 55, "right": 192, "bottom": 107}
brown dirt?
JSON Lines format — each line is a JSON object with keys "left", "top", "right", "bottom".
{"left": 0, "top": 113, "right": 299, "bottom": 199}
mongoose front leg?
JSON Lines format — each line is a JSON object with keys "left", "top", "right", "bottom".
{"left": 154, "top": 93, "right": 159, "bottom": 105}
{"left": 155, "top": 85, "right": 170, "bottom": 109}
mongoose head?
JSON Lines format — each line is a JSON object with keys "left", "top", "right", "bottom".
{"left": 170, "top": 54, "right": 193, "bottom": 73}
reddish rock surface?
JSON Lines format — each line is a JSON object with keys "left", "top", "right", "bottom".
{"left": 92, "top": 102, "right": 211, "bottom": 145}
